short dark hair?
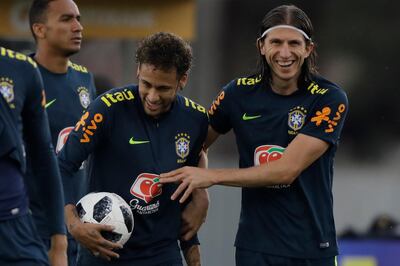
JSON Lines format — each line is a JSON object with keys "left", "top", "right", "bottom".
{"left": 135, "top": 32, "right": 193, "bottom": 78}
{"left": 256, "top": 5, "right": 317, "bottom": 85}
{"left": 29, "top": 0, "right": 55, "bottom": 40}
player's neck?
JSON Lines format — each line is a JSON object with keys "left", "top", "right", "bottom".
{"left": 270, "top": 77, "right": 299, "bottom": 96}
{"left": 34, "top": 47, "right": 70, "bottom": 74}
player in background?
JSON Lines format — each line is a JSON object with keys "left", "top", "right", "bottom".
{"left": 0, "top": 47, "right": 65, "bottom": 266}
{"left": 58, "top": 32, "right": 209, "bottom": 266}
{"left": 27, "top": 0, "right": 96, "bottom": 265}
{"left": 160, "top": 5, "right": 348, "bottom": 266}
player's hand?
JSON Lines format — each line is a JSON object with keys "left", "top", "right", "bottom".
{"left": 180, "top": 189, "right": 209, "bottom": 241}
{"left": 159, "top": 167, "right": 215, "bottom": 203}
{"left": 48, "top": 234, "right": 68, "bottom": 266}
{"left": 68, "top": 221, "right": 122, "bottom": 261}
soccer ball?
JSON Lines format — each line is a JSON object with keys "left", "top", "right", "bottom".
{"left": 76, "top": 192, "right": 134, "bottom": 245}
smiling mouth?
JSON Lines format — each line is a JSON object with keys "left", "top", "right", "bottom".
{"left": 145, "top": 100, "right": 161, "bottom": 111}
{"left": 277, "top": 60, "right": 295, "bottom": 67}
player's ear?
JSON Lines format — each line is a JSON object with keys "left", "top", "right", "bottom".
{"left": 258, "top": 38, "right": 266, "bottom": 56}
{"left": 32, "top": 23, "right": 46, "bottom": 39}
{"left": 304, "top": 41, "right": 314, "bottom": 58}
{"left": 136, "top": 65, "right": 140, "bottom": 79}
{"left": 178, "top": 73, "right": 188, "bottom": 90}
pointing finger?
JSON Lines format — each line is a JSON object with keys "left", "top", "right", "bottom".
{"left": 179, "top": 185, "right": 193, "bottom": 203}
{"left": 160, "top": 168, "right": 182, "bottom": 179}
{"left": 159, "top": 175, "right": 180, "bottom": 184}
{"left": 170, "top": 181, "right": 189, "bottom": 200}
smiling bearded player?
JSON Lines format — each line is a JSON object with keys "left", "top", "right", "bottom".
{"left": 58, "top": 32, "right": 209, "bottom": 266}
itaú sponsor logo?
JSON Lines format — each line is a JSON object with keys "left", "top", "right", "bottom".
{"left": 56, "top": 127, "right": 74, "bottom": 154}
{"left": 130, "top": 173, "right": 162, "bottom": 204}
{"left": 100, "top": 89, "right": 134, "bottom": 107}
{"left": 254, "top": 144, "right": 285, "bottom": 166}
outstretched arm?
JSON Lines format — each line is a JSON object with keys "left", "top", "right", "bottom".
{"left": 160, "top": 133, "right": 329, "bottom": 203}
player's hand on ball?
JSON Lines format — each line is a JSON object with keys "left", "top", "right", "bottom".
{"left": 160, "top": 167, "right": 215, "bottom": 203}
{"left": 69, "top": 221, "right": 123, "bottom": 261}
{"left": 69, "top": 192, "right": 134, "bottom": 260}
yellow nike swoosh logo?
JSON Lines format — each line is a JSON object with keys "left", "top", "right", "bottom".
{"left": 129, "top": 137, "right": 150, "bottom": 145}
{"left": 45, "top": 99, "right": 56, "bottom": 109}
{"left": 242, "top": 113, "right": 261, "bottom": 121}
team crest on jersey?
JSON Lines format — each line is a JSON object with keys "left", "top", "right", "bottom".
{"left": 0, "top": 77, "right": 15, "bottom": 108}
{"left": 129, "top": 173, "right": 161, "bottom": 215}
{"left": 288, "top": 106, "right": 307, "bottom": 135}
{"left": 175, "top": 133, "right": 190, "bottom": 163}
{"left": 77, "top": 86, "right": 90, "bottom": 108}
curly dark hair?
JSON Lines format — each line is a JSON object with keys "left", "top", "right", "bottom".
{"left": 135, "top": 32, "right": 193, "bottom": 78}
{"left": 256, "top": 5, "right": 317, "bottom": 87}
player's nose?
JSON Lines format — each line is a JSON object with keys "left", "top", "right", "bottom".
{"left": 72, "top": 18, "right": 83, "bottom": 32}
{"left": 279, "top": 43, "right": 291, "bottom": 57}
{"left": 146, "top": 88, "right": 160, "bottom": 102}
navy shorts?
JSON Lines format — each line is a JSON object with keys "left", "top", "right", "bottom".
{"left": 0, "top": 214, "right": 49, "bottom": 266}
{"left": 236, "top": 248, "right": 336, "bottom": 266}
{"left": 77, "top": 246, "right": 183, "bottom": 266}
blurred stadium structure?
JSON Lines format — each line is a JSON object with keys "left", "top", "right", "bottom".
{"left": 1, "top": 0, "right": 399, "bottom": 265}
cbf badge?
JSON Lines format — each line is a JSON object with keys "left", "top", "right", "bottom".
{"left": 0, "top": 77, "right": 15, "bottom": 108}
{"left": 175, "top": 133, "right": 190, "bottom": 163}
{"left": 77, "top": 86, "right": 90, "bottom": 108}
{"left": 288, "top": 106, "right": 307, "bottom": 135}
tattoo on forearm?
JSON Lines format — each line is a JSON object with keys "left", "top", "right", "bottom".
{"left": 67, "top": 207, "right": 80, "bottom": 232}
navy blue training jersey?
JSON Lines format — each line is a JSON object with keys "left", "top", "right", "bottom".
{"left": 209, "top": 75, "right": 348, "bottom": 258}
{"left": 26, "top": 57, "right": 96, "bottom": 239}
{"left": 0, "top": 47, "right": 65, "bottom": 235}
{"left": 58, "top": 85, "right": 208, "bottom": 264}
